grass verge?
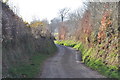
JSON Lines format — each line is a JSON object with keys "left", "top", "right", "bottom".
{"left": 8, "top": 52, "right": 57, "bottom": 78}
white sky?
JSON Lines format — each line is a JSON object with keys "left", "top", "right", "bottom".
{"left": 7, "top": 0, "right": 84, "bottom": 23}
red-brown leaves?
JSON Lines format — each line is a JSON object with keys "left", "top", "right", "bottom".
{"left": 97, "top": 11, "right": 112, "bottom": 43}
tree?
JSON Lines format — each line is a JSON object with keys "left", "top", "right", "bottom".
{"left": 58, "top": 8, "right": 70, "bottom": 22}
{"left": 49, "top": 18, "right": 60, "bottom": 34}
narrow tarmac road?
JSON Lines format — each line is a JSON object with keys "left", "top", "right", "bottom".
{"left": 39, "top": 45, "right": 105, "bottom": 78}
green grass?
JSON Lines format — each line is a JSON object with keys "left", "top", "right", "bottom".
{"left": 8, "top": 53, "right": 55, "bottom": 78}
{"left": 54, "top": 40, "right": 77, "bottom": 47}
{"left": 55, "top": 40, "right": 119, "bottom": 79}
{"left": 7, "top": 40, "right": 57, "bottom": 78}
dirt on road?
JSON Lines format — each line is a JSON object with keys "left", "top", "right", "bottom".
{"left": 38, "top": 45, "right": 105, "bottom": 78}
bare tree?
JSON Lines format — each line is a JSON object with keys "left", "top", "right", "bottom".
{"left": 59, "top": 8, "right": 70, "bottom": 22}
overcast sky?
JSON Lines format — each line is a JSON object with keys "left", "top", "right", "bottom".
{"left": 7, "top": 0, "right": 85, "bottom": 23}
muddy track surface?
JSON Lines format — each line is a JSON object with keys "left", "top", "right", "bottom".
{"left": 39, "top": 45, "right": 105, "bottom": 78}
